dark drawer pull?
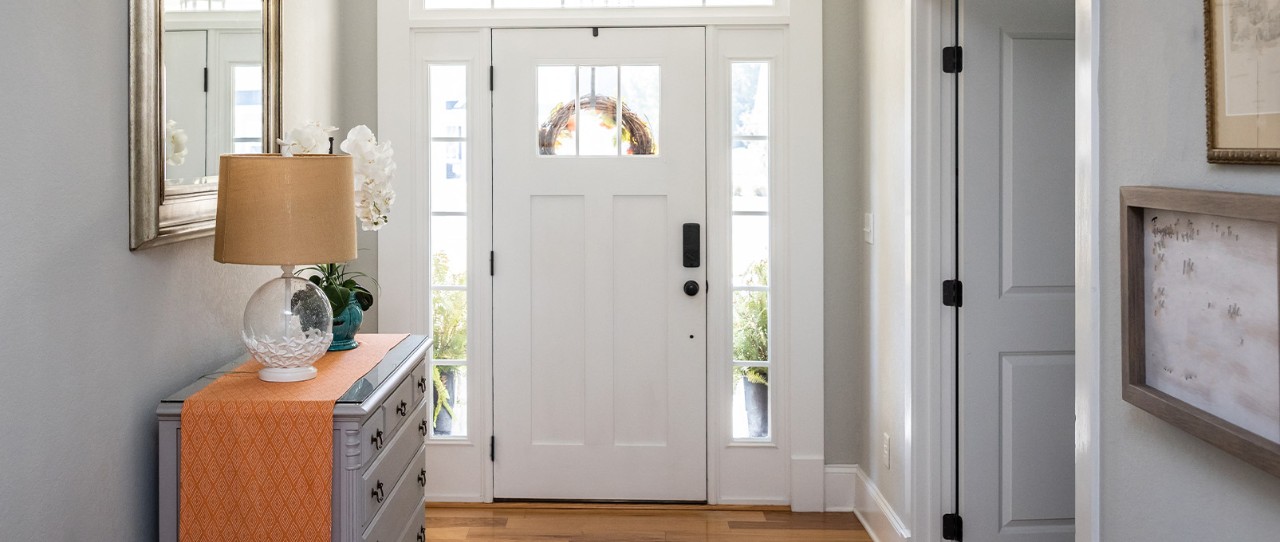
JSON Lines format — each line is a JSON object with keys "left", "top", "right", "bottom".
{"left": 418, "top": 468, "right": 427, "bottom": 488}
{"left": 371, "top": 481, "right": 385, "bottom": 503}
{"left": 419, "top": 420, "right": 429, "bottom": 437}
{"left": 396, "top": 400, "right": 408, "bottom": 417}
{"left": 417, "top": 375, "right": 427, "bottom": 393}
{"left": 371, "top": 429, "right": 384, "bottom": 451}
{"left": 417, "top": 526, "right": 426, "bottom": 542}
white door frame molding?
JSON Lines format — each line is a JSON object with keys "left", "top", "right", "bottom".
{"left": 916, "top": 1, "right": 1101, "bottom": 540}
{"left": 377, "top": 0, "right": 824, "bottom": 510}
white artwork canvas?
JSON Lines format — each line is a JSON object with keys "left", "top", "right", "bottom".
{"left": 1144, "top": 208, "right": 1280, "bottom": 444}
{"left": 1223, "top": 0, "right": 1280, "bottom": 116}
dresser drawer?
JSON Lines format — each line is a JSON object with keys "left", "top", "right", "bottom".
{"left": 361, "top": 406, "right": 386, "bottom": 468}
{"left": 363, "top": 445, "right": 427, "bottom": 542}
{"left": 363, "top": 400, "right": 427, "bottom": 527}
{"left": 396, "top": 503, "right": 427, "bottom": 542}
{"left": 411, "top": 363, "right": 428, "bottom": 406}
{"left": 385, "top": 376, "right": 415, "bottom": 435}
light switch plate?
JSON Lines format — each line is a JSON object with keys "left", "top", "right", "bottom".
{"left": 864, "top": 213, "right": 874, "bottom": 244}
{"left": 882, "top": 432, "right": 891, "bottom": 470}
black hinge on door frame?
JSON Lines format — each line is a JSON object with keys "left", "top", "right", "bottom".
{"left": 489, "top": 66, "right": 494, "bottom": 91}
{"left": 489, "top": 436, "right": 495, "bottom": 461}
{"left": 942, "top": 46, "right": 963, "bottom": 74}
{"left": 489, "top": 251, "right": 495, "bottom": 276}
{"left": 203, "top": 67, "right": 209, "bottom": 92}
{"left": 942, "top": 513, "right": 963, "bottom": 540}
{"left": 942, "top": 279, "right": 963, "bottom": 308}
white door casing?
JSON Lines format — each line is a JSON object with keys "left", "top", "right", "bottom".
{"left": 491, "top": 27, "right": 708, "bottom": 501}
{"left": 959, "top": 0, "right": 1076, "bottom": 540}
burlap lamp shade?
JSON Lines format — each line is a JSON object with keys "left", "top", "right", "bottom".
{"left": 214, "top": 154, "right": 357, "bottom": 265}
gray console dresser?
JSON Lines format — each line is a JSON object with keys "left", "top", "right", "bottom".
{"left": 157, "top": 335, "right": 432, "bottom": 542}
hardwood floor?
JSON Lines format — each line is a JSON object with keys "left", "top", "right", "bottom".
{"left": 425, "top": 503, "right": 871, "bottom": 541}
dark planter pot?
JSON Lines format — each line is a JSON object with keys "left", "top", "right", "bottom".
{"left": 433, "top": 370, "right": 458, "bottom": 436}
{"left": 329, "top": 292, "right": 364, "bottom": 351}
{"left": 742, "top": 377, "right": 769, "bottom": 438}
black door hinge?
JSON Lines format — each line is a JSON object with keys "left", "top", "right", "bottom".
{"left": 489, "top": 251, "right": 495, "bottom": 276}
{"left": 489, "top": 436, "right": 496, "bottom": 461}
{"left": 942, "top": 279, "right": 963, "bottom": 308}
{"left": 489, "top": 66, "right": 494, "bottom": 91}
{"left": 943, "top": 513, "right": 963, "bottom": 540}
{"left": 203, "top": 67, "right": 209, "bottom": 93}
{"left": 943, "top": 46, "right": 963, "bottom": 74}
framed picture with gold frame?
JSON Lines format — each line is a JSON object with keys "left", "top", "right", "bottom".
{"left": 1205, "top": 0, "right": 1280, "bottom": 164}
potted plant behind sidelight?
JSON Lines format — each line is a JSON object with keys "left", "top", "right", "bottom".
{"left": 733, "top": 260, "right": 769, "bottom": 438}
{"left": 430, "top": 252, "right": 467, "bottom": 436}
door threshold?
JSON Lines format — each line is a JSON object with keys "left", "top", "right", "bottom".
{"left": 429, "top": 501, "right": 789, "bottom": 512}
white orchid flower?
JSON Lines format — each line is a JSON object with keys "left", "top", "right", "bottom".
{"left": 166, "top": 119, "right": 188, "bottom": 167}
{"left": 277, "top": 121, "right": 338, "bottom": 157}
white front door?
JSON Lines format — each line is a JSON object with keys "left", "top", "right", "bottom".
{"left": 492, "top": 27, "right": 707, "bottom": 501}
{"left": 959, "top": 0, "right": 1075, "bottom": 540}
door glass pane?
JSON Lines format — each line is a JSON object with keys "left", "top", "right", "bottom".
{"left": 232, "top": 64, "right": 263, "bottom": 153}
{"left": 430, "top": 65, "right": 468, "bottom": 138}
{"left": 432, "top": 290, "right": 468, "bottom": 359}
{"left": 538, "top": 65, "right": 578, "bottom": 155}
{"left": 731, "top": 140, "right": 768, "bottom": 211}
{"left": 432, "top": 365, "right": 468, "bottom": 437}
{"left": 731, "top": 367, "right": 769, "bottom": 439}
{"left": 431, "top": 141, "right": 467, "bottom": 213}
{"left": 733, "top": 291, "right": 768, "bottom": 362}
{"left": 577, "top": 66, "right": 621, "bottom": 156}
{"left": 620, "top": 65, "right": 660, "bottom": 155}
{"left": 732, "top": 215, "right": 769, "bottom": 286}
{"left": 431, "top": 216, "right": 468, "bottom": 286}
{"left": 731, "top": 62, "right": 769, "bottom": 136}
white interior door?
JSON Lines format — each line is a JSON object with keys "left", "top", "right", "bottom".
{"left": 492, "top": 27, "right": 707, "bottom": 501}
{"left": 959, "top": 0, "right": 1075, "bottom": 540}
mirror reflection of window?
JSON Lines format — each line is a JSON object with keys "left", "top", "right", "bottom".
{"left": 163, "top": 0, "right": 262, "bottom": 186}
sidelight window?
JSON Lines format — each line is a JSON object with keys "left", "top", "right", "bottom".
{"left": 729, "top": 61, "right": 771, "bottom": 441}
{"left": 428, "top": 64, "right": 470, "bottom": 438}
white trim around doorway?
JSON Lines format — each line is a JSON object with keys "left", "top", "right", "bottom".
{"left": 376, "top": 0, "right": 824, "bottom": 510}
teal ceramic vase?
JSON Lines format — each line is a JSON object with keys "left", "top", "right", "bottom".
{"left": 329, "top": 291, "right": 363, "bottom": 351}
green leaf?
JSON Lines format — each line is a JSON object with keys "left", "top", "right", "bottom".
{"left": 322, "top": 285, "right": 351, "bottom": 316}
{"left": 354, "top": 290, "right": 374, "bottom": 311}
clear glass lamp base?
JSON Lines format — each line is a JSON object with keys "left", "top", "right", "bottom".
{"left": 241, "top": 265, "right": 334, "bottom": 383}
{"left": 258, "top": 366, "right": 320, "bottom": 382}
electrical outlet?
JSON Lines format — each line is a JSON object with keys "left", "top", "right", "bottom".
{"left": 882, "top": 433, "right": 891, "bottom": 470}
{"left": 863, "top": 213, "right": 875, "bottom": 244}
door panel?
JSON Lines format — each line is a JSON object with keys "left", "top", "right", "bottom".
{"left": 492, "top": 27, "right": 707, "bottom": 501}
{"left": 960, "top": 0, "right": 1075, "bottom": 540}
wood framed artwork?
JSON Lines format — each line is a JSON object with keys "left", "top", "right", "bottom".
{"left": 1122, "top": 186, "right": 1280, "bottom": 477}
{"left": 1205, "top": 0, "right": 1280, "bottom": 164}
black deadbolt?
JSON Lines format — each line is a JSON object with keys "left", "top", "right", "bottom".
{"left": 683, "top": 280, "right": 700, "bottom": 296}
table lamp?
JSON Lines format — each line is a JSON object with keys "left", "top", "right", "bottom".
{"left": 214, "top": 154, "right": 356, "bottom": 382}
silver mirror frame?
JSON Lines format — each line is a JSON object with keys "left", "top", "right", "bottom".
{"left": 129, "top": 0, "right": 280, "bottom": 250}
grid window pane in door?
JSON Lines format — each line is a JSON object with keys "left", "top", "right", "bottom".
{"left": 577, "top": 66, "right": 620, "bottom": 156}
{"left": 537, "top": 65, "right": 659, "bottom": 156}
{"left": 620, "top": 65, "right": 660, "bottom": 155}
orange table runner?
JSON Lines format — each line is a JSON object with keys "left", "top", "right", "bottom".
{"left": 179, "top": 333, "right": 410, "bottom": 541}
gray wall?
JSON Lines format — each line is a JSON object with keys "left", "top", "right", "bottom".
{"left": 0, "top": 4, "right": 274, "bottom": 540}
{"left": 337, "top": 0, "right": 381, "bottom": 332}
{"left": 1097, "top": 0, "right": 1280, "bottom": 538}
{"left": 823, "top": 0, "right": 865, "bottom": 466}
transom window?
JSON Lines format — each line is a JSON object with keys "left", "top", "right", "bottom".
{"left": 427, "top": 0, "right": 772, "bottom": 9}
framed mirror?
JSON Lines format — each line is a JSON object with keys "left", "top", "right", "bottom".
{"left": 130, "top": 0, "right": 280, "bottom": 250}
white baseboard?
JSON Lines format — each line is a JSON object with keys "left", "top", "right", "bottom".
{"left": 824, "top": 464, "right": 857, "bottom": 512}
{"left": 852, "top": 465, "right": 912, "bottom": 542}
